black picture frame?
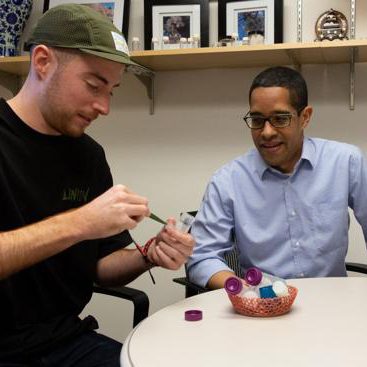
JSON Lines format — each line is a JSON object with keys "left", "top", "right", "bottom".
{"left": 218, "top": 0, "right": 283, "bottom": 44}
{"left": 43, "top": 0, "right": 131, "bottom": 40}
{"left": 144, "top": 0, "right": 209, "bottom": 50}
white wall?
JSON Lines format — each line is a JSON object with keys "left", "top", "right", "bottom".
{"left": 4, "top": 0, "right": 367, "bottom": 343}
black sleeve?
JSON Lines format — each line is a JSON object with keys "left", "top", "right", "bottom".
{"left": 97, "top": 230, "right": 133, "bottom": 259}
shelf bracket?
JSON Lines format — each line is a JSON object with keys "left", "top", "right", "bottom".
{"left": 350, "top": 0, "right": 356, "bottom": 40}
{"left": 0, "top": 70, "right": 23, "bottom": 96}
{"left": 127, "top": 64, "right": 155, "bottom": 115}
{"left": 349, "top": 47, "right": 357, "bottom": 111}
{"left": 348, "top": 0, "right": 356, "bottom": 111}
{"left": 286, "top": 50, "right": 301, "bottom": 72}
{"left": 297, "top": 0, "right": 303, "bottom": 42}
{"left": 135, "top": 73, "right": 155, "bottom": 115}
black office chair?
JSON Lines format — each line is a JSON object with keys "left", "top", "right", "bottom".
{"left": 345, "top": 262, "right": 367, "bottom": 274}
{"left": 173, "top": 211, "right": 367, "bottom": 298}
{"left": 93, "top": 285, "right": 149, "bottom": 327}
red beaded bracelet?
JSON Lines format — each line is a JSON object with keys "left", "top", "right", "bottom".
{"left": 134, "top": 237, "right": 157, "bottom": 284}
{"left": 135, "top": 237, "right": 156, "bottom": 260}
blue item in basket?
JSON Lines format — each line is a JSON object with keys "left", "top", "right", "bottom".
{"left": 245, "top": 267, "right": 289, "bottom": 297}
{"left": 259, "top": 285, "right": 277, "bottom": 299}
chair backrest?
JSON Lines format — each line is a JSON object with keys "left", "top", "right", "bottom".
{"left": 223, "top": 246, "right": 242, "bottom": 278}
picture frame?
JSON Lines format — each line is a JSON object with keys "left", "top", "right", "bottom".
{"left": 144, "top": 0, "right": 209, "bottom": 50}
{"left": 218, "top": 0, "right": 283, "bottom": 44}
{"left": 43, "top": 0, "right": 131, "bottom": 40}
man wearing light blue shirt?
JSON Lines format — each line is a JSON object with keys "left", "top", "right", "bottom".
{"left": 187, "top": 66, "right": 367, "bottom": 289}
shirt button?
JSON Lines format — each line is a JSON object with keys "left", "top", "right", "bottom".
{"left": 299, "top": 273, "right": 305, "bottom": 277}
{"left": 291, "top": 211, "right": 296, "bottom": 216}
{"left": 295, "top": 241, "right": 300, "bottom": 247}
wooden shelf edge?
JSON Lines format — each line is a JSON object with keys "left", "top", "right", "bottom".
{"left": 1, "top": 39, "right": 367, "bottom": 76}
{"left": 0, "top": 55, "right": 29, "bottom": 63}
{"left": 0, "top": 55, "right": 30, "bottom": 76}
{"left": 131, "top": 39, "right": 367, "bottom": 57}
{"left": 130, "top": 40, "right": 367, "bottom": 71}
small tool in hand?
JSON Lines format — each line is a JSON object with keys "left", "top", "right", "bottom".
{"left": 149, "top": 212, "right": 167, "bottom": 225}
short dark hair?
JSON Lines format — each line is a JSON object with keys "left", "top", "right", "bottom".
{"left": 249, "top": 66, "right": 308, "bottom": 113}
{"left": 29, "top": 45, "right": 80, "bottom": 69}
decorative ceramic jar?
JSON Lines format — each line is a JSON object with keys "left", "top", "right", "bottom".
{"left": 248, "top": 31, "right": 265, "bottom": 45}
{"left": 0, "top": 0, "right": 33, "bottom": 56}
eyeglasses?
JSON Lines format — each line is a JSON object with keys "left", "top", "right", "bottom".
{"left": 243, "top": 111, "right": 296, "bottom": 130}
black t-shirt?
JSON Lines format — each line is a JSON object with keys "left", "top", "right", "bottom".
{"left": 0, "top": 99, "right": 132, "bottom": 358}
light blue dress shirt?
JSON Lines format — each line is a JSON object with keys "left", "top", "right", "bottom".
{"left": 187, "top": 138, "right": 367, "bottom": 287}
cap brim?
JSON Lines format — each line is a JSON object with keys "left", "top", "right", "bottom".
{"left": 80, "top": 48, "right": 150, "bottom": 74}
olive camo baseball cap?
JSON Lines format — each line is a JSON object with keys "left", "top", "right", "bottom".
{"left": 25, "top": 4, "right": 138, "bottom": 67}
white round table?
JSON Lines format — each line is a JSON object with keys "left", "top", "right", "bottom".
{"left": 121, "top": 277, "right": 367, "bottom": 367}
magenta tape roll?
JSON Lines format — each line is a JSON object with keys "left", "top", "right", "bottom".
{"left": 185, "top": 309, "right": 203, "bottom": 321}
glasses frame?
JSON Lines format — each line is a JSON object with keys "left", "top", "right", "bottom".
{"left": 243, "top": 107, "right": 306, "bottom": 130}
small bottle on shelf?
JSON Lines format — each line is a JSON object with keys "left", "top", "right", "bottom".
{"left": 151, "top": 37, "right": 159, "bottom": 50}
{"left": 192, "top": 34, "right": 200, "bottom": 48}
{"left": 231, "top": 32, "right": 239, "bottom": 46}
{"left": 242, "top": 37, "right": 249, "bottom": 46}
{"left": 179, "top": 37, "right": 188, "bottom": 49}
{"left": 161, "top": 36, "right": 170, "bottom": 50}
{"left": 131, "top": 37, "right": 140, "bottom": 51}
{"left": 187, "top": 37, "right": 193, "bottom": 48}
{"left": 248, "top": 31, "right": 265, "bottom": 45}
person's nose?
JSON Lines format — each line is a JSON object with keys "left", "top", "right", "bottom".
{"left": 92, "top": 96, "right": 110, "bottom": 116}
{"left": 261, "top": 120, "right": 277, "bottom": 138}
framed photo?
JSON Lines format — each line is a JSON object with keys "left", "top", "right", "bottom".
{"left": 43, "top": 0, "right": 131, "bottom": 40}
{"left": 218, "top": 0, "right": 283, "bottom": 44}
{"left": 144, "top": 0, "right": 209, "bottom": 50}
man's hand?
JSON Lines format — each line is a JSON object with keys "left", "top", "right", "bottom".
{"left": 146, "top": 218, "right": 195, "bottom": 270}
{"left": 76, "top": 185, "right": 150, "bottom": 240}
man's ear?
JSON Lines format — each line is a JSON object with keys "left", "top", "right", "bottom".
{"left": 300, "top": 105, "right": 313, "bottom": 129}
{"left": 31, "top": 45, "right": 56, "bottom": 80}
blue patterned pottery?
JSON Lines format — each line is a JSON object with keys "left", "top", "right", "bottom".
{"left": 0, "top": 0, "right": 33, "bottom": 56}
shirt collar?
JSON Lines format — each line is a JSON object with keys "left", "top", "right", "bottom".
{"left": 254, "top": 137, "right": 316, "bottom": 180}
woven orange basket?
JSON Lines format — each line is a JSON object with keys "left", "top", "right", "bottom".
{"left": 227, "top": 285, "right": 298, "bottom": 317}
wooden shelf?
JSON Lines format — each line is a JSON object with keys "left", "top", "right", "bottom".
{"left": 0, "top": 40, "right": 366, "bottom": 76}
{"left": 129, "top": 40, "right": 367, "bottom": 71}
{"left": 0, "top": 55, "right": 30, "bottom": 76}
{"left": 0, "top": 40, "right": 364, "bottom": 111}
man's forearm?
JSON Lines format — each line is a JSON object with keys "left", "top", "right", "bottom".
{"left": 207, "top": 270, "right": 236, "bottom": 289}
{"left": 0, "top": 184, "right": 153, "bottom": 281}
{"left": 96, "top": 248, "right": 153, "bottom": 287}
{"left": 0, "top": 210, "right": 85, "bottom": 280}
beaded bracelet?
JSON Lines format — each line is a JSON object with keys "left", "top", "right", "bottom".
{"left": 135, "top": 237, "right": 156, "bottom": 259}
{"left": 134, "top": 237, "right": 156, "bottom": 284}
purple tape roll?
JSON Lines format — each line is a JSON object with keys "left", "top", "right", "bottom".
{"left": 185, "top": 309, "right": 203, "bottom": 321}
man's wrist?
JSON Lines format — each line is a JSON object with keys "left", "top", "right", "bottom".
{"left": 134, "top": 237, "right": 157, "bottom": 284}
{"left": 135, "top": 237, "right": 156, "bottom": 267}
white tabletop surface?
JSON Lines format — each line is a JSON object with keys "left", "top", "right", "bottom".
{"left": 121, "top": 277, "right": 367, "bottom": 367}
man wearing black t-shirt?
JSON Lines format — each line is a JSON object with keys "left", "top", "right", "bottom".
{"left": 0, "top": 5, "right": 194, "bottom": 366}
